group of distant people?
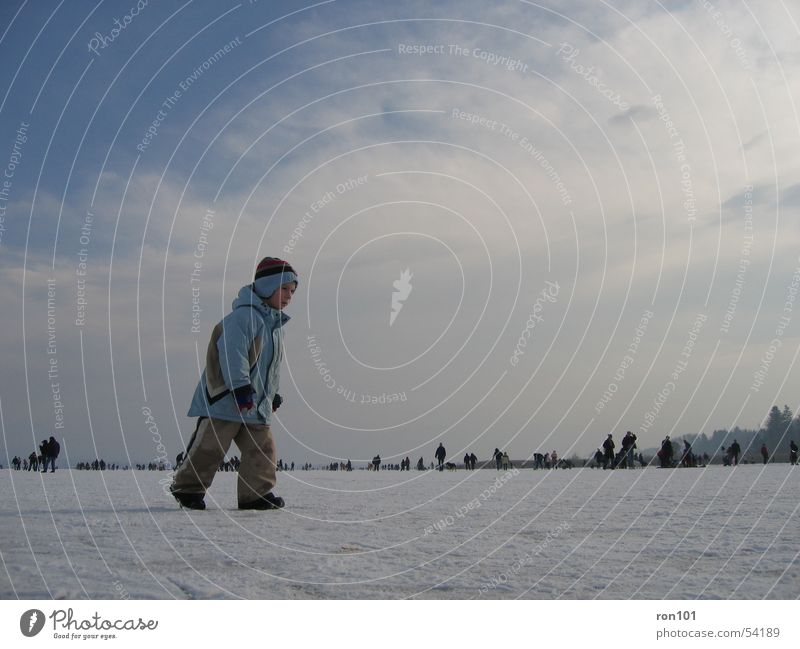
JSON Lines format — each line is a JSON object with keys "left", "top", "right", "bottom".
{"left": 10, "top": 437, "right": 60, "bottom": 472}
{"left": 596, "top": 432, "right": 712, "bottom": 469}
{"left": 595, "top": 431, "right": 642, "bottom": 469}
{"left": 364, "top": 445, "right": 568, "bottom": 472}
{"left": 76, "top": 460, "right": 124, "bottom": 470}
{"left": 324, "top": 460, "right": 352, "bottom": 471}
{"left": 720, "top": 439, "right": 796, "bottom": 466}
{"left": 493, "top": 448, "right": 511, "bottom": 470}
{"left": 532, "top": 451, "right": 571, "bottom": 469}
{"left": 592, "top": 433, "right": 800, "bottom": 468}
{"left": 462, "top": 451, "right": 479, "bottom": 470}
{"left": 720, "top": 440, "right": 742, "bottom": 466}
{"left": 12, "top": 435, "right": 800, "bottom": 476}
{"left": 220, "top": 456, "right": 241, "bottom": 472}
{"left": 76, "top": 461, "right": 168, "bottom": 470}
{"left": 368, "top": 455, "right": 418, "bottom": 471}
{"left": 364, "top": 445, "right": 484, "bottom": 472}
{"left": 368, "top": 455, "right": 435, "bottom": 471}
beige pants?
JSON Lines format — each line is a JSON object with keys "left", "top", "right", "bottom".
{"left": 172, "top": 417, "right": 277, "bottom": 505}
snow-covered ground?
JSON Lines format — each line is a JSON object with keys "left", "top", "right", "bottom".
{"left": 1, "top": 464, "right": 798, "bottom": 599}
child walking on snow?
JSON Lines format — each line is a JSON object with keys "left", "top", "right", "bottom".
{"left": 170, "top": 257, "right": 298, "bottom": 510}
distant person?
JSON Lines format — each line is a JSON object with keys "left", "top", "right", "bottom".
{"left": 615, "top": 446, "right": 629, "bottom": 469}
{"left": 760, "top": 443, "right": 769, "bottom": 465}
{"left": 593, "top": 448, "right": 603, "bottom": 469}
{"left": 729, "top": 439, "right": 741, "bottom": 466}
{"left": 416, "top": 457, "right": 425, "bottom": 470}
{"left": 551, "top": 450, "right": 558, "bottom": 469}
{"left": 790, "top": 440, "right": 798, "bottom": 465}
{"left": 469, "top": 452, "right": 477, "bottom": 470}
{"left": 464, "top": 452, "right": 471, "bottom": 470}
{"left": 494, "top": 448, "right": 502, "bottom": 470}
{"left": 659, "top": 436, "right": 674, "bottom": 468}
{"left": 622, "top": 431, "right": 637, "bottom": 469}
{"left": 44, "top": 436, "right": 60, "bottom": 472}
{"left": 602, "top": 434, "right": 615, "bottom": 469}
{"left": 681, "top": 440, "right": 693, "bottom": 468}
{"left": 501, "top": 452, "right": 510, "bottom": 470}
{"left": 170, "top": 257, "right": 298, "bottom": 510}
{"left": 435, "top": 443, "right": 447, "bottom": 471}
{"left": 28, "top": 451, "right": 38, "bottom": 471}
{"left": 38, "top": 439, "right": 49, "bottom": 472}
{"left": 372, "top": 454, "right": 381, "bottom": 471}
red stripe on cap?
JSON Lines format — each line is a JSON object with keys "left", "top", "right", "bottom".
{"left": 255, "top": 257, "right": 296, "bottom": 280}
{"left": 256, "top": 258, "right": 288, "bottom": 272}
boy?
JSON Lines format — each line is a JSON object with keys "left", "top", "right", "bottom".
{"left": 170, "top": 257, "right": 298, "bottom": 510}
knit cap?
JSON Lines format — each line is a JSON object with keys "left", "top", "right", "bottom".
{"left": 254, "top": 257, "right": 298, "bottom": 298}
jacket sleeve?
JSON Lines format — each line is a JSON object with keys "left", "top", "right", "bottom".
{"left": 270, "top": 328, "right": 282, "bottom": 394}
{"left": 217, "top": 308, "right": 257, "bottom": 390}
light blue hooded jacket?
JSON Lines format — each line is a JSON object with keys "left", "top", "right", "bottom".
{"left": 188, "top": 285, "right": 289, "bottom": 425}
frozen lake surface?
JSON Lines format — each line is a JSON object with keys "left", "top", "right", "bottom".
{"left": 1, "top": 464, "right": 798, "bottom": 599}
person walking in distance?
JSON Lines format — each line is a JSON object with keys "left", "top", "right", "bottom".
{"left": 493, "top": 448, "right": 502, "bottom": 470}
{"left": 729, "top": 439, "right": 741, "bottom": 466}
{"left": 622, "top": 431, "right": 637, "bottom": 469}
{"left": 435, "top": 443, "right": 446, "bottom": 471}
{"left": 41, "top": 436, "right": 60, "bottom": 472}
{"left": 659, "top": 436, "right": 674, "bottom": 468}
{"left": 681, "top": 440, "right": 694, "bottom": 468}
{"left": 38, "top": 440, "right": 49, "bottom": 472}
{"left": 602, "top": 434, "right": 615, "bottom": 469}
{"left": 170, "top": 257, "right": 298, "bottom": 511}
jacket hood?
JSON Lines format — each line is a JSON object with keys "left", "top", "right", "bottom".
{"left": 232, "top": 285, "right": 290, "bottom": 325}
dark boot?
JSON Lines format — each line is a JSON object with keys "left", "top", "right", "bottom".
{"left": 170, "top": 487, "right": 206, "bottom": 510}
{"left": 238, "top": 492, "right": 284, "bottom": 510}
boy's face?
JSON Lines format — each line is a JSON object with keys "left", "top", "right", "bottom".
{"left": 265, "top": 281, "right": 297, "bottom": 310}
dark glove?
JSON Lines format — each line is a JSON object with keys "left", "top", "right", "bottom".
{"left": 233, "top": 385, "right": 254, "bottom": 411}
{"left": 272, "top": 393, "right": 283, "bottom": 412}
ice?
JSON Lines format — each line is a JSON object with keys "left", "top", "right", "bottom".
{"left": 1, "top": 464, "right": 798, "bottom": 599}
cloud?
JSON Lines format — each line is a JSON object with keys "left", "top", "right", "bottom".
{"left": 3, "top": 0, "right": 800, "bottom": 463}
{"left": 608, "top": 103, "right": 655, "bottom": 126}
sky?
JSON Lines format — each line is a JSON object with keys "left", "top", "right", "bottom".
{"left": 1, "top": 0, "right": 799, "bottom": 468}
